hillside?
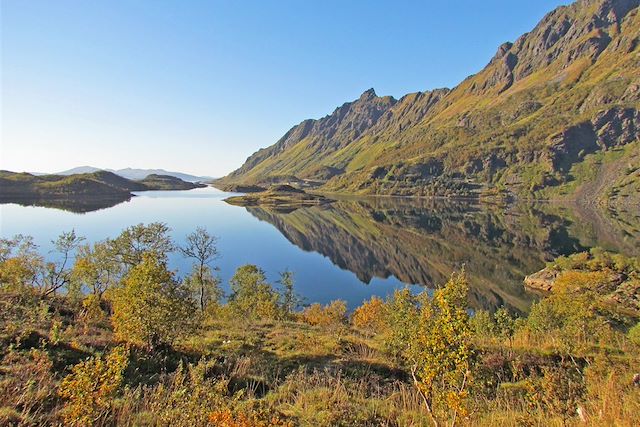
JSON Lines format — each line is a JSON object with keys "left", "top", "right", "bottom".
{"left": 137, "top": 174, "right": 208, "bottom": 190}
{"left": 0, "top": 170, "right": 205, "bottom": 201}
{"left": 220, "top": 0, "right": 640, "bottom": 206}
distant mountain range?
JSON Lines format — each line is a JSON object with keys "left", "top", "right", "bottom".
{"left": 46, "top": 166, "right": 213, "bottom": 183}
{"left": 219, "top": 0, "right": 640, "bottom": 210}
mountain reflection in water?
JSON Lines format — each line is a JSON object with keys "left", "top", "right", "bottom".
{"left": 243, "top": 197, "right": 639, "bottom": 313}
{"left": 1, "top": 190, "right": 637, "bottom": 313}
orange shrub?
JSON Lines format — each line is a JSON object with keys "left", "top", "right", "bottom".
{"left": 351, "top": 296, "right": 386, "bottom": 331}
{"left": 301, "top": 300, "right": 347, "bottom": 327}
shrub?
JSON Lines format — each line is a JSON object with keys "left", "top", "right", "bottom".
{"left": 301, "top": 300, "right": 347, "bottom": 328}
{"left": 470, "top": 310, "right": 494, "bottom": 339}
{"left": 383, "top": 288, "right": 419, "bottom": 359}
{"left": 390, "top": 273, "right": 473, "bottom": 425}
{"left": 229, "top": 265, "right": 281, "bottom": 320}
{"left": 58, "top": 346, "right": 129, "bottom": 426}
{"left": 351, "top": 296, "right": 386, "bottom": 331}
{"left": 535, "top": 366, "right": 585, "bottom": 424}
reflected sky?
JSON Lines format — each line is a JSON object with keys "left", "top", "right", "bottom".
{"left": 2, "top": 187, "right": 637, "bottom": 311}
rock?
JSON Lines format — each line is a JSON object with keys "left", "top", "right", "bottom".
{"left": 592, "top": 107, "right": 640, "bottom": 148}
{"left": 524, "top": 268, "right": 559, "bottom": 292}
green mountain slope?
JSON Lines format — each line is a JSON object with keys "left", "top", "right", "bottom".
{"left": 220, "top": 0, "right": 640, "bottom": 205}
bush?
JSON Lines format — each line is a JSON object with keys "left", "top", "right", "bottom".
{"left": 229, "top": 265, "right": 281, "bottom": 320}
{"left": 351, "top": 296, "right": 385, "bottom": 331}
{"left": 470, "top": 310, "right": 494, "bottom": 339}
{"left": 58, "top": 346, "right": 129, "bottom": 426}
{"left": 301, "top": 300, "right": 347, "bottom": 328}
{"left": 382, "top": 288, "right": 419, "bottom": 359}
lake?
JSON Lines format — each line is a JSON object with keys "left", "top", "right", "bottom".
{"left": 1, "top": 187, "right": 638, "bottom": 312}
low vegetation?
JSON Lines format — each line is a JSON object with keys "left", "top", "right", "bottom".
{"left": 1, "top": 223, "right": 639, "bottom": 426}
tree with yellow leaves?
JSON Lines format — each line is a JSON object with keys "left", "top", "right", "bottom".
{"left": 389, "top": 273, "right": 473, "bottom": 427}
{"left": 351, "top": 296, "right": 386, "bottom": 331}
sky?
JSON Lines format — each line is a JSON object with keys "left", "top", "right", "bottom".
{"left": 1, "top": 0, "right": 571, "bottom": 177}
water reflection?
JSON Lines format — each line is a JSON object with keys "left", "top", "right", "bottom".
{"left": 1, "top": 189, "right": 637, "bottom": 312}
{"left": 243, "top": 197, "right": 639, "bottom": 313}
{"left": 0, "top": 195, "right": 130, "bottom": 213}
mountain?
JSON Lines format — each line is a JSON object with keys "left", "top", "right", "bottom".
{"left": 54, "top": 166, "right": 104, "bottom": 175}
{"left": 55, "top": 167, "right": 212, "bottom": 183}
{"left": 220, "top": 0, "right": 640, "bottom": 207}
{"left": 110, "top": 168, "right": 213, "bottom": 182}
{"left": 0, "top": 170, "right": 206, "bottom": 202}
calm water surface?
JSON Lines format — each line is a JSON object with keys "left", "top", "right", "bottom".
{"left": 1, "top": 187, "right": 638, "bottom": 311}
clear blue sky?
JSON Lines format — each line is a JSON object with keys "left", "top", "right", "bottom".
{"left": 1, "top": 0, "right": 571, "bottom": 176}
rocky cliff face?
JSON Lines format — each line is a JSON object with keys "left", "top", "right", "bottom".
{"left": 221, "top": 0, "right": 640, "bottom": 204}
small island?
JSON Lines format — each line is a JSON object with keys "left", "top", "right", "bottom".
{"left": 223, "top": 184, "right": 333, "bottom": 209}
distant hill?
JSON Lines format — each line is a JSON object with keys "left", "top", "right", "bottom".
{"left": 54, "top": 166, "right": 104, "bottom": 175}
{"left": 0, "top": 170, "right": 206, "bottom": 201}
{"left": 54, "top": 166, "right": 213, "bottom": 183}
{"left": 220, "top": 0, "right": 640, "bottom": 209}
{"left": 137, "top": 174, "right": 209, "bottom": 190}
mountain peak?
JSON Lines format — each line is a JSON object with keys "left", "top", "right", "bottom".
{"left": 222, "top": 0, "right": 640, "bottom": 206}
{"left": 359, "top": 88, "right": 377, "bottom": 100}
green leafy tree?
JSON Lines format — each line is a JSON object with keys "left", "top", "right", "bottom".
{"left": 180, "top": 227, "right": 220, "bottom": 311}
{"left": 111, "top": 253, "right": 195, "bottom": 349}
{"left": 494, "top": 307, "right": 517, "bottom": 352}
{"left": 383, "top": 288, "right": 420, "bottom": 359}
{"left": 391, "top": 274, "right": 473, "bottom": 426}
{"left": 0, "top": 235, "right": 43, "bottom": 291}
{"left": 183, "top": 265, "right": 222, "bottom": 312}
{"left": 277, "top": 270, "right": 302, "bottom": 318}
{"left": 228, "top": 265, "right": 280, "bottom": 320}
{"left": 72, "top": 241, "right": 121, "bottom": 301}
{"left": 107, "top": 222, "right": 174, "bottom": 269}
{"left": 469, "top": 309, "right": 494, "bottom": 340}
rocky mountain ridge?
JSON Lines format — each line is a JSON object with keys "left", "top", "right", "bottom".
{"left": 220, "top": 0, "right": 640, "bottom": 206}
